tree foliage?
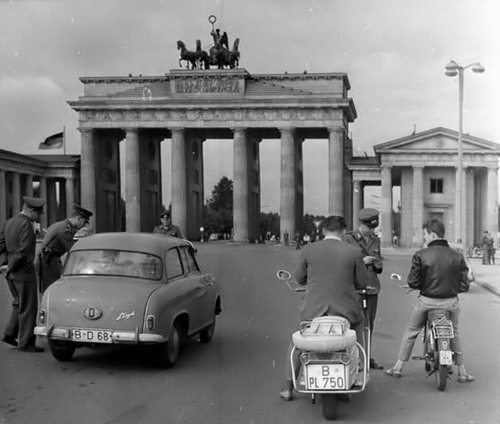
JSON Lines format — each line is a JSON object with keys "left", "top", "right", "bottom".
{"left": 203, "top": 176, "right": 233, "bottom": 234}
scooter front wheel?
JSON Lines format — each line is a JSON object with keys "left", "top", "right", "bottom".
{"left": 322, "top": 394, "right": 338, "bottom": 420}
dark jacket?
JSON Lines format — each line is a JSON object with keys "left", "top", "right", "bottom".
{"left": 0, "top": 213, "right": 37, "bottom": 279}
{"left": 407, "top": 239, "right": 469, "bottom": 298}
{"left": 294, "top": 238, "right": 369, "bottom": 325}
{"left": 343, "top": 230, "right": 383, "bottom": 294}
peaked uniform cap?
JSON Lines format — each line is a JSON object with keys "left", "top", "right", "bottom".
{"left": 358, "top": 208, "right": 379, "bottom": 227}
{"left": 23, "top": 196, "right": 46, "bottom": 211}
{"left": 73, "top": 204, "right": 93, "bottom": 222}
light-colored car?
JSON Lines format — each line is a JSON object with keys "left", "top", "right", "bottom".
{"left": 35, "top": 233, "right": 221, "bottom": 367}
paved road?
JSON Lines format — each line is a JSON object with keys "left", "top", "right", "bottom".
{"left": 0, "top": 243, "right": 499, "bottom": 424}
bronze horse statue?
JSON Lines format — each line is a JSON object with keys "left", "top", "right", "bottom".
{"left": 209, "top": 37, "right": 240, "bottom": 69}
{"left": 177, "top": 40, "right": 197, "bottom": 70}
{"left": 195, "top": 39, "right": 210, "bottom": 70}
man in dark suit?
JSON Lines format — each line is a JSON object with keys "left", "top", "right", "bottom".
{"left": 153, "top": 210, "right": 183, "bottom": 238}
{"left": 343, "top": 208, "right": 384, "bottom": 370}
{"left": 37, "top": 203, "right": 93, "bottom": 293}
{"left": 0, "top": 196, "right": 46, "bottom": 352}
{"left": 280, "top": 215, "right": 370, "bottom": 401}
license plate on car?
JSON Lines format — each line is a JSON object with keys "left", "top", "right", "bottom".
{"left": 71, "top": 329, "right": 113, "bottom": 343}
{"left": 439, "top": 350, "right": 453, "bottom": 365}
{"left": 305, "top": 364, "right": 346, "bottom": 390}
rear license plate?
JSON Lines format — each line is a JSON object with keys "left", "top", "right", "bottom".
{"left": 71, "top": 329, "right": 113, "bottom": 343}
{"left": 305, "top": 364, "right": 346, "bottom": 390}
{"left": 439, "top": 350, "right": 453, "bottom": 365}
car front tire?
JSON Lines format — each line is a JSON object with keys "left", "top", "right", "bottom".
{"left": 199, "top": 315, "right": 216, "bottom": 344}
{"left": 48, "top": 340, "right": 76, "bottom": 362}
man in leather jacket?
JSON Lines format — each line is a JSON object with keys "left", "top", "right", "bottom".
{"left": 386, "top": 218, "right": 474, "bottom": 382}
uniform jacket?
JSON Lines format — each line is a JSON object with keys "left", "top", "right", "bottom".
{"left": 0, "top": 213, "right": 37, "bottom": 280}
{"left": 153, "top": 224, "right": 183, "bottom": 238}
{"left": 293, "top": 238, "right": 369, "bottom": 325}
{"left": 37, "top": 219, "right": 78, "bottom": 288}
{"left": 408, "top": 239, "right": 469, "bottom": 298}
{"left": 343, "top": 230, "right": 383, "bottom": 294}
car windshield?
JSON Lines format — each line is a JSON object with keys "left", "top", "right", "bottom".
{"left": 63, "top": 249, "right": 163, "bottom": 280}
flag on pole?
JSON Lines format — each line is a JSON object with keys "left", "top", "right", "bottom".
{"left": 39, "top": 131, "right": 64, "bottom": 150}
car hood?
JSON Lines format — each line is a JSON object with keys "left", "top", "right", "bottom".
{"left": 43, "top": 276, "right": 161, "bottom": 330}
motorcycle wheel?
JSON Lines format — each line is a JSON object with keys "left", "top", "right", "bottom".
{"left": 322, "top": 394, "right": 338, "bottom": 420}
{"left": 434, "top": 348, "right": 448, "bottom": 391}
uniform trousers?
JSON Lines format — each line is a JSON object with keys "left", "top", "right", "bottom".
{"left": 4, "top": 276, "right": 38, "bottom": 348}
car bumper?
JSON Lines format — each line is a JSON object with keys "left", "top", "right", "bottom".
{"left": 34, "top": 326, "right": 165, "bottom": 344}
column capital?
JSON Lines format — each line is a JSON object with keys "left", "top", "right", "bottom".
{"left": 77, "top": 127, "right": 94, "bottom": 134}
{"left": 327, "top": 126, "right": 346, "bottom": 134}
{"left": 278, "top": 127, "right": 296, "bottom": 134}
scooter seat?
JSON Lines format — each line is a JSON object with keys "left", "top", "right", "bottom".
{"left": 293, "top": 316, "right": 356, "bottom": 352}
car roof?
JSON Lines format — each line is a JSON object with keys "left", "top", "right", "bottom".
{"left": 72, "top": 232, "right": 190, "bottom": 256}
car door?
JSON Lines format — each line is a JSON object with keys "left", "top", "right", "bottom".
{"left": 164, "top": 247, "right": 210, "bottom": 334}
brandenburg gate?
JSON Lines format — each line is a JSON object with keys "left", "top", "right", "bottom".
{"left": 69, "top": 68, "right": 356, "bottom": 241}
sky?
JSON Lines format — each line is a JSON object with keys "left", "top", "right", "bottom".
{"left": 1, "top": 0, "right": 499, "bottom": 215}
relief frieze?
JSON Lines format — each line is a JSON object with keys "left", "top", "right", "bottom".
{"left": 174, "top": 77, "right": 240, "bottom": 94}
{"left": 80, "top": 108, "right": 335, "bottom": 123}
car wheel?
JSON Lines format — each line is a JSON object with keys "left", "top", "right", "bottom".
{"left": 154, "top": 323, "right": 181, "bottom": 368}
{"left": 48, "top": 340, "right": 76, "bottom": 362}
{"left": 199, "top": 315, "right": 216, "bottom": 344}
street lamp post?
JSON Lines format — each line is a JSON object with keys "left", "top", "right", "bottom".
{"left": 445, "top": 60, "right": 485, "bottom": 244}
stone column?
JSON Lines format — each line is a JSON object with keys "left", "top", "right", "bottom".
{"left": 412, "top": 166, "right": 424, "bottom": 246}
{"left": 12, "top": 172, "right": 21, "bottom": 214}
{"left": 65, "top": 176, "right": 75, "bottom": 217}
{"left": 280, "top": 128, "right": 296, "bottom": 240}
{"left": 233, "top": 128, "right": 249, "bottom": 242}
{"left": 328, "top": 127, "right": 344, "bottom": 216}
{"left": 79, "top": 128, "right": 96, "bottom": 231}
{"left": 380, "top": 166, "right": 393, "bottom": 247}
{"left": 47, "top": 180, "right": 57, "bottom": 224}
{"left": 487, "top": 166, "right": 499, "bottom": 236}
{"left": 24, "top": 174, "right": 33, "bottom": 197}
{"left": 352, "top": 180, "right": 362, "bottom": 227}
{"left": 0, "top": 170, "right": 6, "bottom": 224}
{"left": 39, "top": 176, "right": 48, "bottom": 230}
{"left": 171, "top": 128, "right": 188, "bottom": 237}
{"left": 125, "top": 128, "right": 141, "bottom": 232}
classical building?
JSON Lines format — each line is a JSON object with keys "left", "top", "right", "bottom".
{"left": 0, "top": 149, "right": 80, "bottom": 232}
{"left": 68, "top": 69, "right": 357, "bottom": 241}
{"left": 349, "top": 127, "right": 500, "bottom": 247}
{"left": 1, "top": 70, "right": 499, "bottom": 248}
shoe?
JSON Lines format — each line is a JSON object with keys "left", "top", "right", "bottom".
{"left": 279, "top": 388, "right": 293, "bottom": 401}
{"left": 385, "top": 368, "right": 402, "bottom": 378}
{"left": 1, "top": 335, "right": 18, "bottom": 347}
{"left": 457, "top": 374, "right": 474, "bottom": 383}
{"left": 370, "top": 358, "right": 384, "bottom": 370}
{"left": 19, "top": 346, "right": 44, "bottom": 353}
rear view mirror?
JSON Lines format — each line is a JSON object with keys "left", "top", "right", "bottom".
{"left": 276, "top": 270, "right": 291, "bottom": 281}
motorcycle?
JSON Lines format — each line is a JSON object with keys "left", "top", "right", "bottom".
{"left": 277, "top": 270, "right": 370, "bottom": 421}
{"left": 391, "top": 273, "right": 455, "bottom": 391}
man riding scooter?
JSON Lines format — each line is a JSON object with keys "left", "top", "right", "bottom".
{"left": 280, "top": 215, "right": 370, "bottom": 401}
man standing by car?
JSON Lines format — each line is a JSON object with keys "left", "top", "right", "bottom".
{"left": 280, "top": 215, "right": 369, "bottom": 401}
{"left": 36, "top": 204, "right": 93, "bottom": 293}
{"left": 0, "top": 196, "right": 46, "bottom": 352}
{"left": 153, "top": 210, "right": 183, "bottom": 238}
{"left": 343, "top": 207, "right": 384, "bottom": 370}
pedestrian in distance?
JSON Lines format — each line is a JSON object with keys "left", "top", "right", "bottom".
{"left": 481, "top": 230, "right": 495, "bottom": 265}
{"left": 280, "top": 215, "right": 370, "bottom": 401}
{"left": 385, "top": 218, "right": 474, "bottom": 383}
{"left": 343, "top": 208, "right": 384, "bottom": 370}
{"left": 0, "top": 196, "right": 46, "bottom": 352}
{"left": 36, "top": 204, "right": 93, "bottom": 293}
{"left": 153, "top": 210, "right": 183, "bottom": 238}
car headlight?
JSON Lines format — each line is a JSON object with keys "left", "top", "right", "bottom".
{"left": 39, "top": 309, "right": 47, "bottom": 324}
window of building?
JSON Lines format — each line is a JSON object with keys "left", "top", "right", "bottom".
{"left": 430, "top": 178, "right": 443, "bottom": 193}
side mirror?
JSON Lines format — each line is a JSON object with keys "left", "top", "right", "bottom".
{"left": 276, "top": 270, "right": 291, "bottom": 280}
{"left": 390, "top": 273, "right": 401, "bottom": 281}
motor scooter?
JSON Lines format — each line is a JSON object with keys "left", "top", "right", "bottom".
{"left": 277, "top": 270, "right": 370, "bottom": 421}
{"left": 391, "top": 273, "right": 455, "bottom": 391}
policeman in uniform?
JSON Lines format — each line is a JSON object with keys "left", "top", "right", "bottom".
{"left": 37, "top": 204, "right": 93, "bottom": 293}
{"left": 343, "top": 207, "right": 384, "bottom": 370}
{"left": 153, "top": 210, "right": 183, "bottom": 238}
{"left": 0, "top": 196, "right": 46, "bottom": 352}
